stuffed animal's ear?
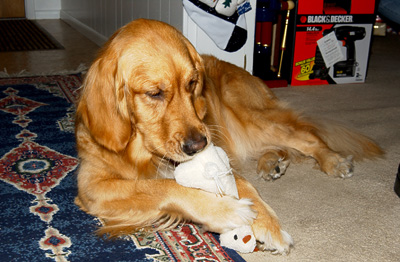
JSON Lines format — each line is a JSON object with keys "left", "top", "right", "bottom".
{"left": 76, "top": 54, "right": 132, "bottom": 153}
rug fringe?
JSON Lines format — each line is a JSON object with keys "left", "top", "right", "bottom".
{"left": 0, "top": 64, "right": 88, "bottom": 78}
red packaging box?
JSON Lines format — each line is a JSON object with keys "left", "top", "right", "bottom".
{"left": 290, "top": 0, "right": 376, "bottom": 86}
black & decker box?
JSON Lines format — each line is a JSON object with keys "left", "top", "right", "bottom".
{"left": 290, "top": 0, "right": 376, "bottom": 86}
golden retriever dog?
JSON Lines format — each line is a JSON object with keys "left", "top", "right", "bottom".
{"left": 74, "top": 19, "right": 383, "bottom": 254}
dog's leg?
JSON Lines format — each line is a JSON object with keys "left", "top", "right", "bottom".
{"left": 236, "top": 175, "right": 293, "bottom": 254}
{"left": 279, "top": 129, "right": 354, "bottom": 178}
{"left": 225, "top": 108, "right": 354, "bottom": 178}
{"left": 257, "top": 148, "right": 290, "bottom": 180}
{"left": 260, "top": 126, "right": 353, "bottom": 178}
{"left": 77, "top": 177, "right": 257, "bottom": 236}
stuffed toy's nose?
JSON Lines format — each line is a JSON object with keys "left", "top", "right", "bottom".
{"left": 243, "top": 235, "right": 252, "bottom": 244}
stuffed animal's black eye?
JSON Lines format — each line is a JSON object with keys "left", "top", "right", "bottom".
{"left": 234, "top": 234, "right": 238, "bottom": 241}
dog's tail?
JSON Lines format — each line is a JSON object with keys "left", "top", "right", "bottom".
{"left": 308, "top": 117, "right": 384, "bottom": 161}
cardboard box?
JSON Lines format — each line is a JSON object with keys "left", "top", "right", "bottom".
{"left": 290, "top": 0, "right": 376, "bottom": 86}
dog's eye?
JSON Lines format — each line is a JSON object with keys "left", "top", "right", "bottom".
{"left": 188, "top": 79, "right": 197, "bottom": 93}
{"left": 146, "top": 90, "right": 164, "bottom": 100}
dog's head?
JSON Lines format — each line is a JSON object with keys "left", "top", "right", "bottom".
{"left": 77, "top": 19, "right": 209, "bottom": 162}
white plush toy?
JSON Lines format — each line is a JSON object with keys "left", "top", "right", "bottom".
{"left": 174, "top": 143, "right": 257, "bottom": 253}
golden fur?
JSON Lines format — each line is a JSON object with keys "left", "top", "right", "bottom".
{"left": 75, "top": 19, "right": 383, "bottom": 254}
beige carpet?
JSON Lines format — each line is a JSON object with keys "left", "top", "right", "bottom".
{"left": 241, "top": 34, "right": 400, "bottom": 262}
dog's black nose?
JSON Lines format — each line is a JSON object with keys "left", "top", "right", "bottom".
{"left": 182, "top": 135, "right": 208, "bottom": 156}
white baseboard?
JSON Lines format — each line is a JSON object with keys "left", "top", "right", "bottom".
{"left": 60, "top": 11, "right": 107, "bottom": 47}
{"left": 35, "top": 11, "right": 60, "bottom": 19}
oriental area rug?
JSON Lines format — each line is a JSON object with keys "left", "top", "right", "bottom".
{"left": 0, "top": 74, "right": 245, "bottom": 262}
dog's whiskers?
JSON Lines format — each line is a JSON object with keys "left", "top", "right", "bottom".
{"left": 147, "top": 145, "right": 173, "bottom": 179}
{"left": 155, "top": 153, "right": 174, "bottom": 179}
{"left": 207, "top": 125, "right": 231, "bottom": 145}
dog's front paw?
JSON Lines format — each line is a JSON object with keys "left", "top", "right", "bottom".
{"left": 253, "top": 224, "right": 293, "bottom": 255}
{"left": 233, "top": 176, "right": 293, "bottom": 254}
{"left": 251, "top": 207, "right": 293, "bottom": 255}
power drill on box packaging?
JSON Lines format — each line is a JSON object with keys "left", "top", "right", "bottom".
{"left": 310, "top": 26, "right": 366, "bottom": 80}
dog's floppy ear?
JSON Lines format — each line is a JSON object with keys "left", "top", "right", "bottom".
{"left": 77, "top": 51, "right": 132, "bottom": 153}
{"left": 184, "top": 38, "right": 207, "bottom": 120}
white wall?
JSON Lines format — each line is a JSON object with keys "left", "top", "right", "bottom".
{"left": 58, "top": 0, "right": 255, "bottom": 72}
{"left": 60, "top": 0, "right": 183, "bottom": 46}
{"left": 25, "top": 0, "right": 61, "bottom": 19}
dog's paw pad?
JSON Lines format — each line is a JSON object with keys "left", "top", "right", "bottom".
{"left": 333, "top": 155, "right": 354, "bottom": 178}
{"left": 258, "top": 158, "right": 290, "bottom": 181}
{"left": 322, "top": 154, "right": 354, "bottom": 178}
{"left": 338, "top": 156, "right": 354, "bottom": 178}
